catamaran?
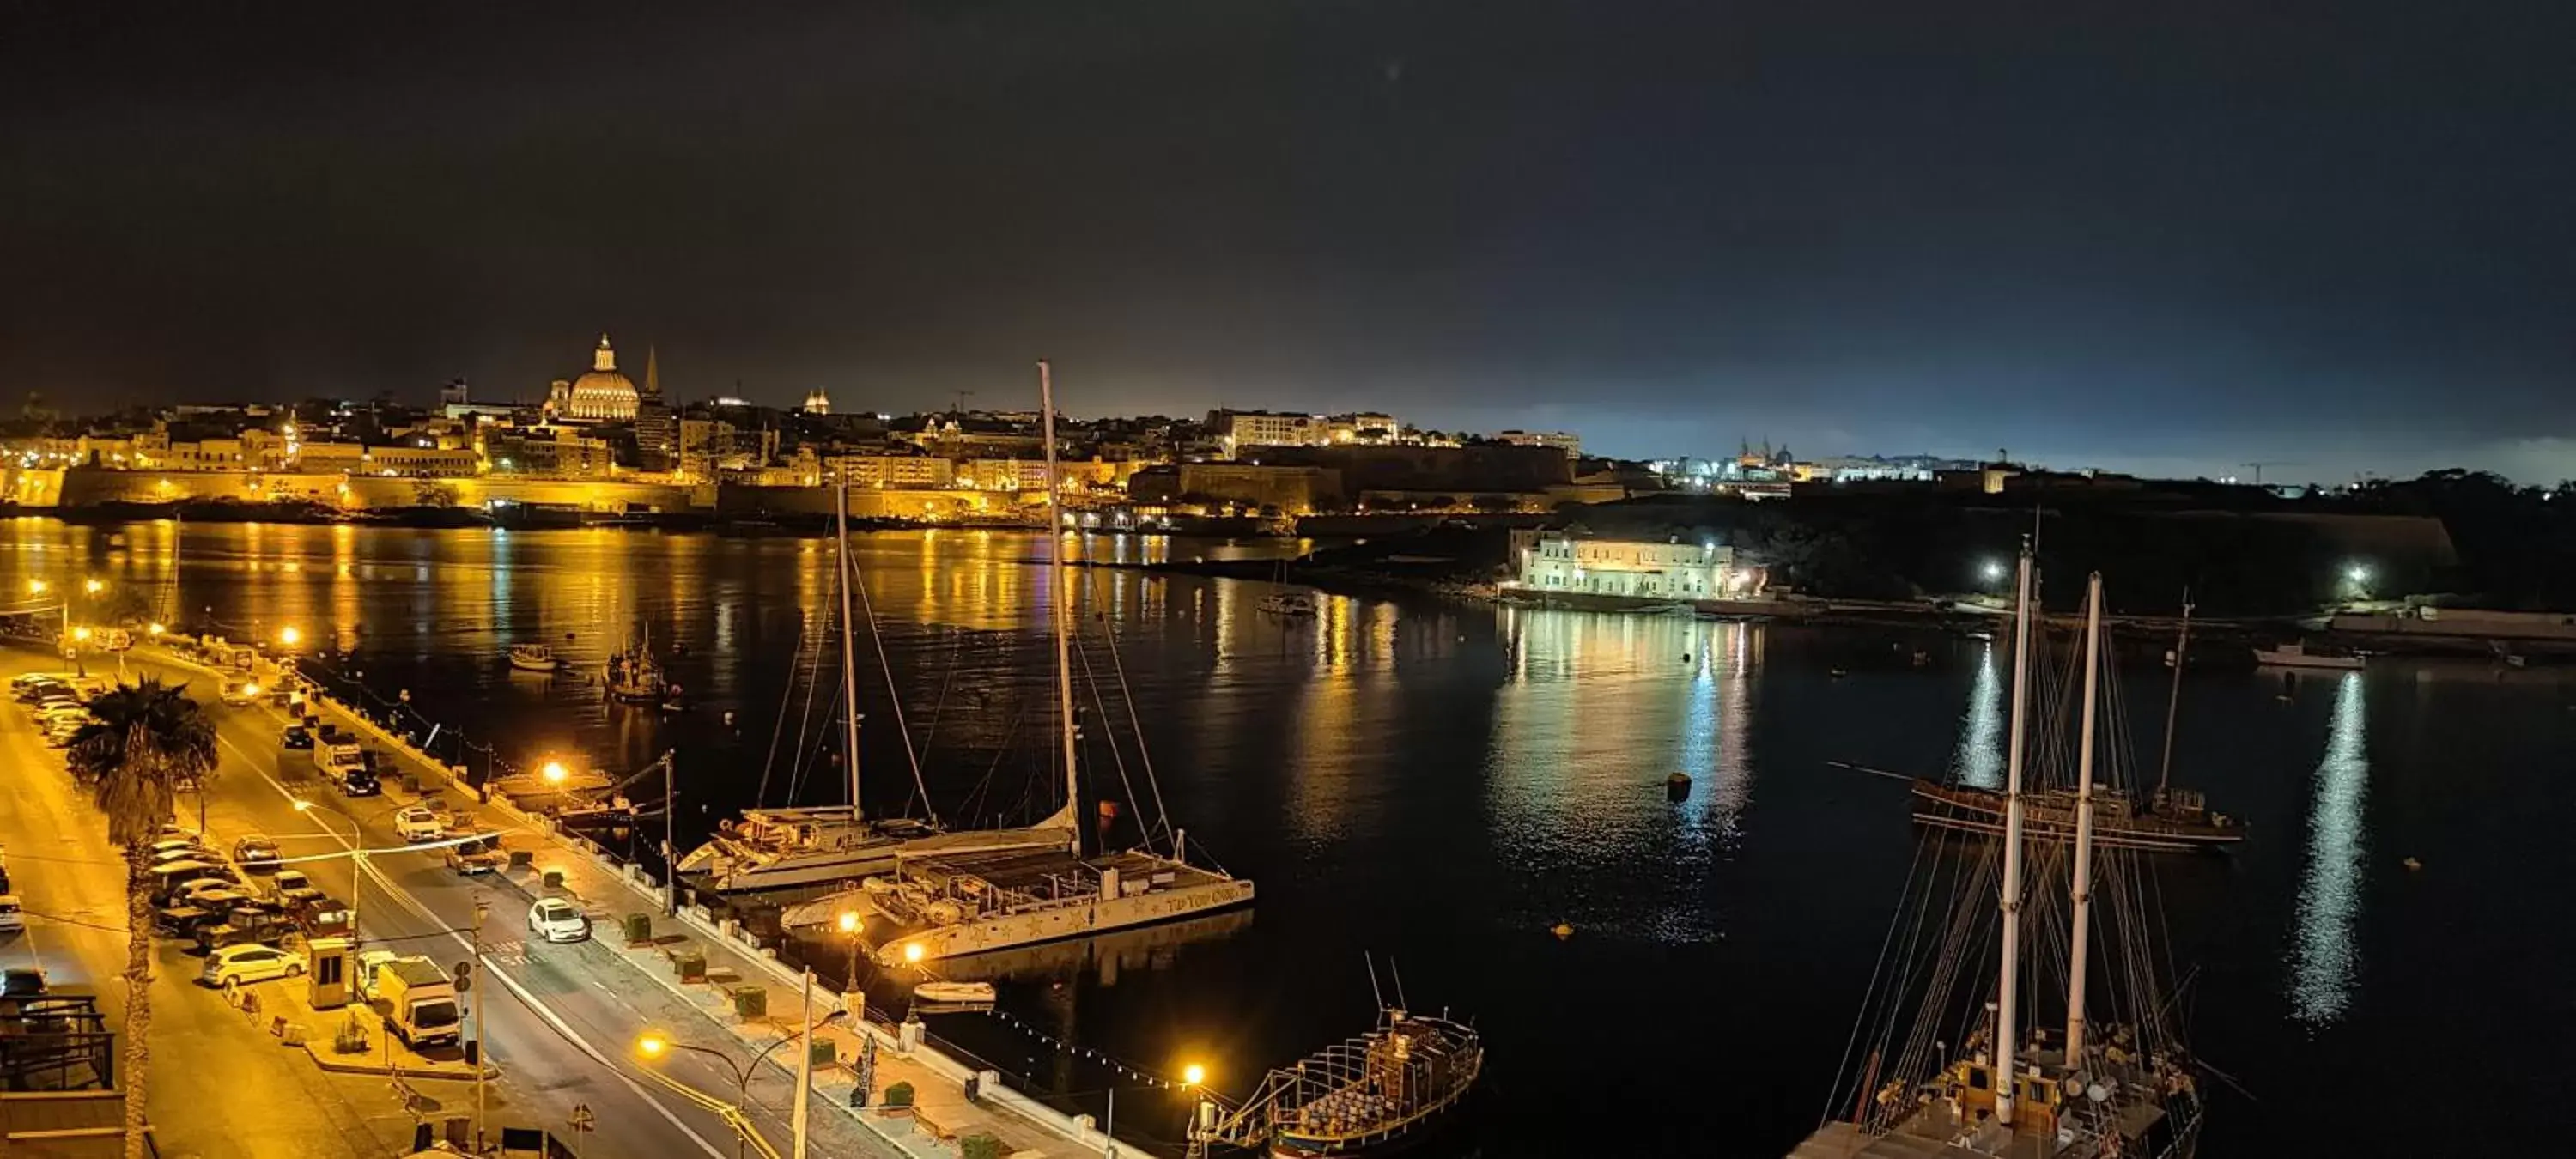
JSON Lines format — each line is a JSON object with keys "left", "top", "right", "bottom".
{"left": 1791, "top": 554, "right": 2202, "bottom": 1159}
{"left": 676, "top": 473, "right": 1072, "bottom": 895}
{"left": 781, "top": 360, "right": 1255, "bottom": 957}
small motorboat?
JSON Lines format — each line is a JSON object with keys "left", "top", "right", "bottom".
{"left": 914, "top": 980, "right": 996, "bottom": 1004}
{"left": 507, "top": 644, "right": 560, "bottom": 672}
{"left": 2252, "top": 640, "right": 2365, "bottom": 670}
{"left": 1259, "top": 592, "right": 1319, "bottom": 617}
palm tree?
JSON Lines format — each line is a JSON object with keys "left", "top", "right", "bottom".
{"left": 67, "top": 678, "right": 217, "bottom": 1159}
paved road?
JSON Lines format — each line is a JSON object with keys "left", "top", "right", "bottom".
{"left": 7, "top": 646, "right": 899, "bottom": 1158}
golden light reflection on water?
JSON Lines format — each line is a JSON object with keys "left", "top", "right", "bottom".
{"left": 2289, "top": 670, "right": 2370, "bottom": 1025}
{"left": 1483, "top": 611, "right": 1763, "bottom": 943}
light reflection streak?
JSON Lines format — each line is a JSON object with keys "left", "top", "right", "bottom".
{"left": 1948, "top": 642, "right": 2004, "bottom": 789}
{"left": 2289, "top": 670, "right": 2369, "bottom": 1025}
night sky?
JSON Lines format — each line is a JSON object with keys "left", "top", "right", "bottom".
{"left": 4, "top": 3, "right": 2571, "bottom": 482}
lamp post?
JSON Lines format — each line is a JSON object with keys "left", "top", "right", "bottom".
{"left": 636, "top": 1010, "right": 847, "bottom": 1159}
{"left": 294, "top": 798, "right": 363, "bottom": 944}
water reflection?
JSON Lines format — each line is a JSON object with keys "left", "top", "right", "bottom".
{"left": 2289, "top": 671, "right": 2370, "bottom": 1025}
{"left": 1948, "top": 641, "right": 2004, "bottom": 789}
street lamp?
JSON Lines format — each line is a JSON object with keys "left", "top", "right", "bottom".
{"left": 278, "top": 625, "right": 302, "bottom": 648}
{"left": 83, "top": 578, "right": 105, "bottom": 594}
{"left": 633, "top": 1016, "right": 846, "bottom": 1159}
{"left": 294, "top": 798, "right": 364, "bottom": 943}
{"left": 1182, "top": 1062, "right": 1206, "bottom": 1088}
{"left": 541, "top": 759, "right": 568, "bottom": 786}
{"left": 147, "top": 622, "right": 166, "bottom": 636}
{"left": 25, "top": 579, "right": 45, "bottom": 595}
{"left": 902, "top": 941, "right": 926, "bottom": 965}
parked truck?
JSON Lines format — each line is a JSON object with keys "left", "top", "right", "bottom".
{"left": 363, "top": 952, "right": 462, "bottom": 1049}
{"left": 311, "top": 731, "right": 364, "bottom": 780}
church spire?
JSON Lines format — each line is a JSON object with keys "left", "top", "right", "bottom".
{"left": 593, "top": 332, "right": 617, "bottom": 373}
{"left": 643, "top": 345, "right": 661, "bottom": 400}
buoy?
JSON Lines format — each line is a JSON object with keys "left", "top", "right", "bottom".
{"left": 2403, "top": 856, "right": 2422, "bottom": 871}
{"left": 1550, "top": 923, "right": 1575, "bottom": 941}
{"left": 1667, "top": 771, "right": 1692, "bottom": 789}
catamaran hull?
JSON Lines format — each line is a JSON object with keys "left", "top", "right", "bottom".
{"left": 874, "top": 877, "right": 1256, "bottom": 964}
{"left": 507, "top": 655, "right": 559, "bottom": 672}
{"left": 683, "top": 852, "right": 902, "bottom": 894}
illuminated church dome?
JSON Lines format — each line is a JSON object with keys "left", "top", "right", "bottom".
{"left": 565, "top": 333, "right": 641, "bottom": 422}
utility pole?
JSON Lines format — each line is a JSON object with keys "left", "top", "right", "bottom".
{"left": 792, "top": 968, "right": 813, "bottom": 1159}
{"left": 663, "top": 749, "right": 678, "bottom": 916}
{"left": 473, "top": 900, "right": 489, "bottom": 1152}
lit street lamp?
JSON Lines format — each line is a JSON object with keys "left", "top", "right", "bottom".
{"left": 25, "top": 579, "right": 45, "bottom": 596}
{"left": 83, "top": 578, "right": 105, "bottom": 594}
{"left": 278, "top": 625, "right": 302, "bottom": 648}
{"left": 541, "top": 759, "right": 568, "bottom": 786}
{"left": 634, "top": 1013, "right": 845, "bottom": 1159}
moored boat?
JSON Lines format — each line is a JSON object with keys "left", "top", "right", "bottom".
{"left": 2252, "top": 640, "right": 2364, "bottom": 670}
{"left": 1193, "top": 1004, "right": 1482, "bottom": 1158}
{"left": 911, "top": 980, "right": 995, "bottom": 1004}
{"left": 507, "top": 643, "right": 560, "bottom": 672}
{"left": 1259, "top": 592, "right": 1319, "bottom": 617}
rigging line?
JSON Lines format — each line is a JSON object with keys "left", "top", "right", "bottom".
{"left": 784, "top": 596, "right": 833, "bottom": 805}
{"left": 1822, "top": 822, "right": 1946, "bottom": 1125}
{"left": 750, "top": 609, "right": 813, "bottom": 806}
{"left": 1088, "top": 571, "right": 1176, "bottom": 847}
{"left": 848, "top": 545, "right": 935, "bottom": 825}
{"left": 914, "top": 627, "right": 963, "bottom": 780}
{"left": 1070, "top": 630, "right": 1151, "bottom": 855}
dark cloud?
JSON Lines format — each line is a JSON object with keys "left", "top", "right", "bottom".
{"left": 3, "top": 1, "right": 2571, "bottom": 482}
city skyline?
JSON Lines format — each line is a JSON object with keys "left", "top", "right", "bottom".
{"left": 5, "top": 3, "right": 2573, "bottom": 485}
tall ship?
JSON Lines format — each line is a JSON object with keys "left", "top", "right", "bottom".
{"left": 1792, "top": 554, "right": 2202, "bottom": 1159}
{"left": 1899, "top": 602, "right": 2244, "bottom": 853}
{"left": 782, "top": 360, "right": 1255, "bottom": 959}
{"left": 677, "top": 479, "right": 1072, "bottom": 895}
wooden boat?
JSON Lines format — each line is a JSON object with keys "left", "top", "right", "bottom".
{"left": 1909, "top": 780, "right": 2242, "bottom": 853}
{"left": 2252, "top": 640, "right": 2364, "bottom": 670}
{"left": 506, "top": 643, "right": 559, "bottom": 672}
{"left": 911, "top": 980, "right": 996, "bottom": 1004}
{"left": 1194, "top": 1004, "right": 1482, "bottom": 1158}
{"left": 605, "top": 627, "right": 667, "bottom": 703}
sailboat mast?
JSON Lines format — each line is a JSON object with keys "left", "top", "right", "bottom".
{"left": 837, "top": 467, "right": 864, "bottom": 822}
{"left": 1039, "top": 360, "right": 1080, "bottom": 855}
{"left": 1993, "top": 543, "right": 2036, "bottom": 1127}
{"left": 2063, "top": 573, "right": 2105, "bottom": 1061}
{"left": 2154, "top": 592, "right": 2192, "bottom": 797}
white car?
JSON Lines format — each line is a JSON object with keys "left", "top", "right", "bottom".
{"left": 0, "top": 895, "right": 23, "bottom": 933}
{"left": 201, "top": 944, "right": 302, "bottom": 989}
{"left": 392, "top": 807, "right": 446, "bottom": 843}
{"left": 526, "top": 899, "right": 590, "bottom": 944}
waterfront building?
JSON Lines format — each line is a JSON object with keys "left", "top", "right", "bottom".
{"left": 1212, "top": 409, "right": 1333, "bottom": 455}
{"left": 357, "top": 445, "right": 483, "bottom": 477}
{"left": 289, "top": 441, "right": 366, "bottom": 472}
{"left": 1494, "top": 429, "right": 1583, "bottom": 457}
{"left": 830, "top": 452, "right": 955, "bottom": 489}
{"left": 1509, "top": 531, "right": 1763, "bottom": 599}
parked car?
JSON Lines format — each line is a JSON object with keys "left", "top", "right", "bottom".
{"left": 8, "top": 672, "right": 71, "bottom": 695}
{"left": 149, "top": 837, "right": 216, "bottom": 858}
{"left": 270, "top": 870, "right": 325, "bottom": 905}
{"left": 526, "top": 898, "right": 591, "bottom": 944}
{"left": 281, "top": 723, "right": 313, "bottom": 749}
{"left": 175, "top": 881, "right": 254, "bottom": 910}
{"left": 337, "top": 765, "right": 381, "bottom": 798}
{"left": 0, "top": 895, "right": 23, "bottom": 933}
{"left": 200, "top": 944, "right": 303, "bottom": 989}
{"left": 289, "top": 895, "right": 352, "bottom": 940}
{"left": 392, "top": 806, "right": 445, "bottom": 843}
{"left": 232, "top": 835, "right": 283, "bottom": 872}
{"left": 2, "top": 967, "right": 46, "bottom": 998}
{"left": 218, "top": 679, "right": 264, "bottom": 707}
{"left": 192, "top": 904, "right": 294, "bottom": 954}
{"left": 444, "top": 836, "right": 504, "bottom": 876}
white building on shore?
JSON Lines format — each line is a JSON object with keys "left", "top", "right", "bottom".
{"left": 1508, "top": 530, "right": 1764, "bottom": 599}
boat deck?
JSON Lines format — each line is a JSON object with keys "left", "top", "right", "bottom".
{"left": 903, "top": 847, "right": 1232, "bottom": 896}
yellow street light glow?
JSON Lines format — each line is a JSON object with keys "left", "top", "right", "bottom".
{"left": 25, "top": 580, "right": 45, "bottom": 595}
{"left": 279, "top": 626, "right": 302, "bottom": 646}
{"left": 83, "top": 579, "right": 104, "bottom": 594}
{"left": 1182, "top": 1063, "right": 1206, "bottom": 1087}
{"left": 292, "top": 799, "right": 314, "bottom": 812}
{"left": 541, "top": 760, "right": 568, "bottom": 785}
{"left": 902, "top": 942, "right": 925, "bottom": 964}
{"left": 636, "top": 1034, "right": 667, "bottom": 1059}
{"left": 148, "top": 622, "right": 166, "bottom": 635}
{"left": 71, "top": 627, "right": 93, "bottom": 642}
{"left": 837, "top": 911, "right": 860, "bottom": 934}
{"left": 242, "top": 682, "right": 262, "bottom": 696}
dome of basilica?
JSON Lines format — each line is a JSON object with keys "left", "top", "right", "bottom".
{"left": 565, "top": 333, "right": 640, "bottom": 422}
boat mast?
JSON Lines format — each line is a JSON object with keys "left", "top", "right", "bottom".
{"left": 2154, "top": 592, "right": 2192, "bottom": 797}
{"left": 2063, "top": 573, "right": 2105, "bottom": 1062}
{"left": 1039, "top": 360, "right": 1080, "bottom": 856}
{"left": 1993, "top": 540, "right": 2036, "bottom": 1127}
{"left": 836, "top": 465, "right": 864, "bottom": 822}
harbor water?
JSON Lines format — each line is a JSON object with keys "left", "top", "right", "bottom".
{"left": 9, "top": 520, "right": 2572, "bottom": 1155}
